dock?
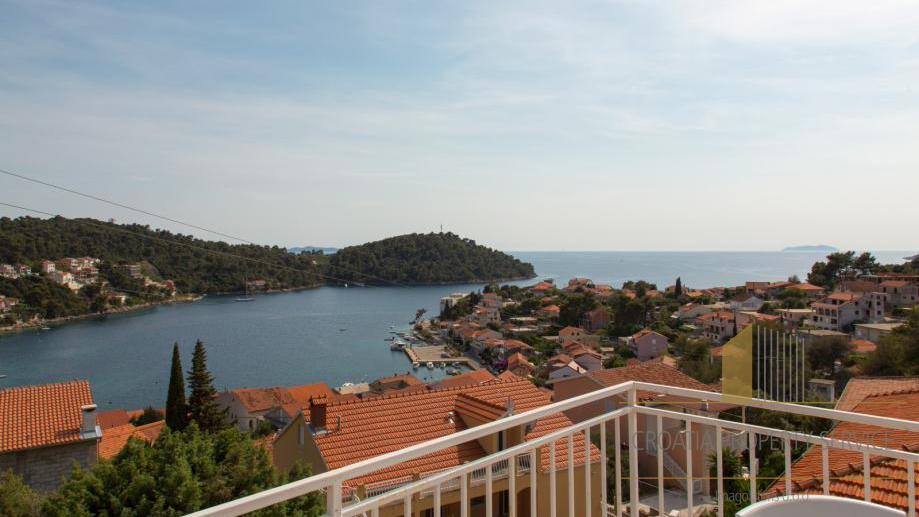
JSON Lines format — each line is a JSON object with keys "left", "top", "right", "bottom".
{"left": 403, "top": 345, "right": 481, "bottom": 370}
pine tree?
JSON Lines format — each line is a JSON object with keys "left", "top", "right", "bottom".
{"left": 186, "top": 340, "right": 226, "bottom": 432}
{"left": 165, "top": 343, "right": 188, "bottom": 431}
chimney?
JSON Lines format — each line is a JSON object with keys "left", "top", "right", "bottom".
{"left": 81, "top": 404, "right": 97, "bottom": 435}
{"left": 310, "top": 395, "right": 328, "bottom": 430}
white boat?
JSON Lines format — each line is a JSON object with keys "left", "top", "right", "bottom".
{"left": 412, "top": 362, "right": 420, "bottom": 369}
{"left": 41, "top": 327, "right": 52, "bottom": 331}
{"left": 426, "top": 361, "right": 434, "bottom": 369}
{"left": 446, "top": 367, "right": 459, "bottom": 376}
{"left": 235, "top": 277, "right": 255, "bottom": 302}
{"left": 390, "top": 342, "right": 404, "bottom": 351}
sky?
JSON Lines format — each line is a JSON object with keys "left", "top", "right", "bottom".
{"left": 0, "top": 0, "right": 917, "bottom": 252}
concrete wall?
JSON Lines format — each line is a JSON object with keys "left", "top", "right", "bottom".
{"left": 0, "top": 440, "right": 98, "bottom": 492}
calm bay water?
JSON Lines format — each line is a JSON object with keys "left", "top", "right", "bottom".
{"left": 0, "top": 250, "right": 910, "bottom": 409}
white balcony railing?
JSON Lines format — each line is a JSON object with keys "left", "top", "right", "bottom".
{"left": 184, "top": 381, "right": 919, "bottom": 517}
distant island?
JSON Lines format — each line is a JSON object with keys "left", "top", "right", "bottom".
{"left": 782, "top": 245, "right": 839, "bottom": 252}
{"left": 288, "top": 246, "right": 338, "bottom": 255}
{"left": 325, "top": 232, "right": 536, "bottom": 285}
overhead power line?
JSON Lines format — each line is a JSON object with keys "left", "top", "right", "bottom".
{"left": 0, "top": 201, "right": 368, "bottom": 288}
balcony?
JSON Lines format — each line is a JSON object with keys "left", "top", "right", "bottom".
{"left": 185, "top": 381, "right": 919, "bottom": 517}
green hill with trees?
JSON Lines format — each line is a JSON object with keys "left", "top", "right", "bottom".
{"left": 325, "top": 232, "right": 536, "bottom": 285}
{"left": 0, "top": 216, "right": 326, "bottom": 294}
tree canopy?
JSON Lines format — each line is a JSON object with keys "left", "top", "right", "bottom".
{"left": 325, "top": 232, "right": 535, "bottom": 285}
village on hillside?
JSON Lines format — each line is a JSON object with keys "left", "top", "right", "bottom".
{"left": 5, "top": 265, "right": 919, "bottom": 515}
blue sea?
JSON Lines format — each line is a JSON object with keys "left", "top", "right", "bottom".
{"left": 0, "top": 250, "right": 910, "bottom": 409}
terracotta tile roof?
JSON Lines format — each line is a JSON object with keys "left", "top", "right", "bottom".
{"left": 836, "top": 377, "right": 919, "bottom": 412}
{"left": 97, "top": 408, "right": 131, "bottom": 430}
{"left": 428, "top": 369, "right": 495, "bottom": 389}
{"left": 0, "top": 380, "right": 95, "bottom": 453}
{"left": 98, "top": 421, "right": 163, "bottom": 459}
{"left": 851, "top": 339, "right": 877, "bottom": 354}
{"left": 498, "top": 370, "right": 521, "bottom": 380}
{"left": 312, "top": 379, "right": 599, "bottom": 487}
{"left": 794, "top": 282, "right": 825, "bottom": 291}
{"left": 764, "top": 390, "right": 919, "bottom": 510}
{"left": 287, "top": 382, "right": 335, "bottom": 406}
{"left": 374, "top": 374, "right": 424, "bottom": 386}
{"left": 503, "top": 339, "right": 532, "bottom": 350}
{"left": 585, "top": 363, "right": 715, "bottom": 401}
{"left": 827, "top": 292, "right": 861, "bottom": 302}
{"left": 559, "top": 326, "right": 584, "bottom": 336}
{"left": 455, "top": 393, "right": 508, "bottom": 421}
{"left": 507, "top": 352, "right": 533, "bottom": 368}
{"left": 880, "top": 280, "right": 911, "bottom": 288}
{"left": 230, "top": 386, "right": 297, "bottom": 412}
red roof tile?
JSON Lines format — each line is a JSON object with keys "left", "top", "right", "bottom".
{"left": 98, "top": 420, "right": 163, "bottom": 459}
{"left": 311, "top": 379, "right": 599, "bottom": 487}
{"left": 765, "top": 390, "right": 919, "bottom": 511}
{"left": 585, "top": 363, "right": 715, "bottom": 401}
{"left": 0, "top": 380, "right": 95, "bottom": 453}
{"left": 97, "top": 408, "right": 131, "bottom": 430}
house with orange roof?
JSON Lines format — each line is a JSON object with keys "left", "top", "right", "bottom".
{"left": 427, "top": 369, "right": 495, "bottom": 390}
{"left": 879, "top": 280, "right": 919, "bottom": 307}
{"left": 369, "top": 374, "right": 425, "bottom": 395}
{"left": 617, "top": 328, "right": 669, "bottom": 361}
{"left": 537, "top": 304, "right": 560, "bottom": 319}
{"left": 764, "top": 386, "right": 919, "bottom": 512}
{"left": 529, "top": 280, "right": 555, "bottom": 296}
{"left": 506, "top": 352, "right": 536, "bottom": 378}
{"left": 471, "top": 306, "right": 501, "bottom": 325}
{"left": 730, "top": 292, "right": 765, "bottom": 311}
{"left": 582, "top": 307, "right": 609, "bottom": 331}
{"left": 271, "top": 378, "right": 603, "bottom": 517}
{"left": 216, "top": 382, "right": 335, "bottom": 433}
{"left": 677, "top": 303, "right": 710, "bottom": 321}
{"left": 807, "top": 291, "right": 886, "bottom": 331}
{"left": 0, "top": 380, "right": 102, "bottom": 491}
{"left": 551, "top": 362, "right": 733, "bottom": 498}
{"left": 698, "top": 311, "right": 737, "bottom": 343}
{"left": 98, "top": 420, "right": 164, "bottom": 459}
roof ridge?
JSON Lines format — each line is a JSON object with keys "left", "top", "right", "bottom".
{"left": 321, "top": 377, "right": 531, "bottom": 408}
{"left": 0, "top": 378, "right": 89, "bottom": 393}
{"left": 455, "top": 392, "right": 508, "bottom": 411}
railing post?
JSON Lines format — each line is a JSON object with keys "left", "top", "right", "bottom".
{"left": 909, "top": 460, "right": 915, "bottom": 517}
{"left": 784, "top": 437, "right": 792, "bottom": 496}
{"left": 628, "top": 387, "right": 639, "bottom": 517}
{"left": 748, "top": 431, "right": 757, "bottom": 504}
{"left": 657, "top": 415, "right": 664, "bottom": 514}
{"left": 614, "top": 417, "right": 622, "bottom": 515}
{"left": 486, "top": 464, "right": 493, "bottom": 517}
{"left": 600, "top": 421, "right": 607, "bottom": 513}
{"left": 686, "top": 420, "right": 693, "bottom": 516}
{"left": 461, "top": 472, "right": 469, "bottom": 517}
{"left": 327, "top": 481, "right": 343, "bottom": 517}
{"left": 530, "top": 448, "right": 538, "bottom": 517}
{"left": 568, "top": 433, "right": 575, "bottom": 517}
{"left": 584, "top": 428, "right": 591, "bottom": 517}
{"left": 550, "top": 441, "right": 557, "bottom": 517}
{"left": 434, "top": 483, "right": 441, "bottom": 517}
{"left": 509, "top": 453, "right": 516, "bottom": 517}
{"left": 716, "top": 426, "right": 724, "bottom": 517}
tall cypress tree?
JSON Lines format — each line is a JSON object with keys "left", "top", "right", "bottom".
{"left": 186, "top": 339, "right": 226, "bottom": 432}
{"left": 674, "top": 277, "right": 683, "bottom": 298}
{"left": 165, "top": 343, "right": 188, "bottom": 431}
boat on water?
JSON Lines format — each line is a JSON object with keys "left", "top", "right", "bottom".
{"left": 235, "top": 277, "right": 255, "bottom": 302}
{"left": 390, "top": 342, "right": 405, "bottom": 350}
{"left": 339, "top": 328, "right": 346, "bottom": 332}
{"left": 412, "top": 362, "right": 420, "bottom": 369}
{"left": 426, "top": 361, "right": 434, "bottom": 369}
{"left": 446, "top": 367, "right": 459, "bottom": 376}
{"left": 41, "top": 327, "right": 51, "bottom": 331}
